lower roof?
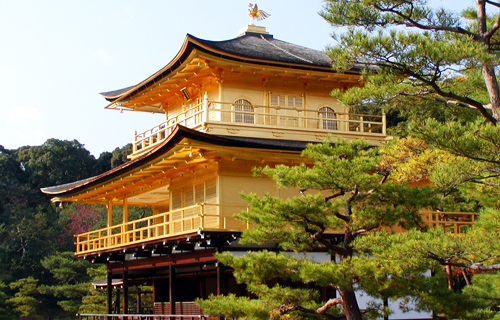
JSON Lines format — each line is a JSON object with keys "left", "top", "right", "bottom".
{"left": 41, "top": 125, "right": 310, "bottom": 199}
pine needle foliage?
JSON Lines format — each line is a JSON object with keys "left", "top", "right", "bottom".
{"left": 200, "top": 138, "right": 441, "bottom": 320}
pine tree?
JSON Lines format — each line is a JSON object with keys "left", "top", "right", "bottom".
{"left": 320, "top": 0, "right": 500, "bottom": 125}
{"left": 199, "top": 139, "right": 444, "bottom": 320}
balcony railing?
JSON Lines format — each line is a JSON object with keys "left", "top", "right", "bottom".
{"left": 77, "top": 314, "right": 208, "bottom": 320}
{"left": 131, "top": 97, "right": 387, "bottom": 155}
{"left": 75, "top": 204, "right": 249, "bottom": 255}
{"left": 76, "top": 207, "right": 475, "bottom": 255}
{"left": 423, "top": 211, "right": 476, "bottom": 233}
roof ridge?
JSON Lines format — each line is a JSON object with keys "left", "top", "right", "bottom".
{"left": 259, "top": 35, "right": 314, "bottom": 64}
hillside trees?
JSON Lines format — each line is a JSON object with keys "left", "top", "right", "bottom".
{"left": 0, "top": 140, "right": 132, "bottom": 317}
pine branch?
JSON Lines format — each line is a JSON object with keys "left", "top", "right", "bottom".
{"left": 485, "top": 12, "right": 500, "bottom": 39}
{"left": 485, "top": 0, "right": 500, "bottom": 9}
{"left": 316, "top": 297, "right": 344, "bottom": 314}
{"left": 404, "top": 69, "right": 497, "bottom": 124}
{"left": 426, "top": 251, "right": 500, "bottom": 271}
{"left": 371, "top": 4, "right": 478, "bottom": 40}
{"left": 304, "top": 219, "right": 346, "bottom": 256}
{"left": 352, "top": 225, "right": 379, "bottom": 236}
{"left": 278, "top": 299, "right": 346, "bottom": 320}
{"left": 325, "top": 190, "right": 345, "bottom": 202}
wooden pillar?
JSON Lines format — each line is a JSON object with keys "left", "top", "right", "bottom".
{"left": 169, "top": 265, "right": 177, "bottom": 316}
{"left": 203, "top": 92, "right": 209, "bottom": 123}
{"left": 123, "top": 198, "right": 128, "bottom": 224}
{"left": 107, "top": 202, "right": 113, "bottom": 228}
{"left": 107, "top": 271, "right": 113, "bottom": 314}
{"left": 115, "top": 288, "right": 121, "bottom": 314}
{"left": 216, "top": 262, "right": 226, "bottom": 296}
{"left": 122, "top": 198, "right": 128, "bottom": 244}
{"left": 136, "top": 287, "right": 141, "bottom": 314}
{"left": 217, "top": 262, "right": 226, "bottom": 320}
{"left": 122, "top": 269, "right": 128, "bottom": 314}
{"left": 199, "top": 264, "right": 204, "bottom": 299}
{"left": 383, "top": 298, "right": 389, "bottom": 320}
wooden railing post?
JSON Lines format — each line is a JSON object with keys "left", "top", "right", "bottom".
{"left": 382, "top": 112, "right": 387, "bottom": 135}
{"left": 203, "top": 92, "right": 209, "bottom": 123}
{"left": 132, "top": 130, "right": 137, "bottom": 153}
{"left": 200, "top": 203, "right": 205, "bottom": 229}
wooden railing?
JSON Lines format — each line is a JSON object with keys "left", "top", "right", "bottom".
{"left": 131, "top": 97, "right": 387, "bottom": 155}
{"left": 77, "top": 314, "right": 208, "bottom": 320}
{"left": 76, "top": 207, "right": 475, "bottom": 255}
{"left": 75, "top": 204, "right": 249, "bottom": 255}
{"left": 424, "top": 211, "right": 476, "bottom": 234}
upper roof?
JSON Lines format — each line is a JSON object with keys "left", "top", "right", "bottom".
{"left": 100, "top": 30, "right": 359, "bottom": 104}
{"left": 192, "top": 32, "right": 332, "bottom": 68}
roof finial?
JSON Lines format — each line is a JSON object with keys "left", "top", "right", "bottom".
{"left": 248, "top": 3, "right": 270, "bottom": 25}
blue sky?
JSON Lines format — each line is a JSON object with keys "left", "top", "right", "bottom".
{"left": 0, "top": 0, "right": 475, "bottom": 156}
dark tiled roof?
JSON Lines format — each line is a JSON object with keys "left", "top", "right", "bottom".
{"left": 100, "top": 32, "right": 347, "bottom": 100}
{"left": 192, "top": 32, "right": 332, "bottom": 67}
{"left": 99, "top": 85, "right": 136, "bottom": 99}
{"left": 41, "top": 176, "right": 96, "bottom": 194}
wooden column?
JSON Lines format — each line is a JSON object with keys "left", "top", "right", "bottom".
{"left": 107, "top": 271, "right": 113, "bottom": 314}
{"left": 199, "top": 264, "right": 205, "bottom": 299}
{"left": 216, "top": 262, "right": 226, "bottom": 296}
{"left": 107, "top": 202, "right": 113, "bottom": 228}
{"left": 217, "top": 262, "right": 226, "bottom": 320}
{"left": 383, "top": 298, "right": 389, "bottom": 320}
{"left": 122, "top": 269, "right": 128, "bottom": 314}
{"left": 122, "top": 198, "right": 128, "bottom": 244}
{"left": 123, "top": 198, "right": 128, "bottom": 224}
{"left": 169, "top": 265, "right": 177, "bottom": 316}
{"left": 136, "top": 287, "right": 142, "bottom": 314}
{"left": 203, "top": 92, "right": 209, "bottom": 123}
{"left": 115, "top": 288, "right": 121, "bottom": 314}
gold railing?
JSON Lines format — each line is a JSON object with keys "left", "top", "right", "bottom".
{"left": 423, "top": 211, "right": 476, "bottom": 233}
{"left": 207, "top": 101, "right": 385, "bottom": 134}
{"left": 131, "top": 99, "right": 387, "bottom": 155}
{"left": 75, "top": 208, "right": 475, "bottom": 255}
{"left": 75, "top": 204, "right": 249, "bottom": 255}
{"left": 133, "top": 102, "right": 204, "bottom": 153}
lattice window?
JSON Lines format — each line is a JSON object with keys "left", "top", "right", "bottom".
{"left": 171, "top": 190, "right": 182, "bottom": 210}
{"left": 269, "top": 93, "right": 304, "bottom": 108}
{"left": 234, "top": 99, "right": 254, "bottom": 124}
{"left": 195, "top": 183, "right": 205, "bottom": 204}
{"left": 170, "top": 179, "right": 218, "bottom": 209}
{"left": 319, "top": 106, "right": 337, "bottom": 130}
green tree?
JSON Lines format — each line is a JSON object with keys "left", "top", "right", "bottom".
{"left": 16, "top": 139, "right": 96, "bottom": 190}
{"left": 200, "top": 139, "right": 443, "bottom": 320}
{"left": 110, "top": 143, "right": 132, "bottom": 168}
{"left": 7, "top": 277, "right": 42, "bottom": 318}
{"left": 320, "top": 0, "right": 500, "bottom": 125}
{"left": 0, "top": 281, "right": 16, "bottom": 319}
{"left": 40, "top": 251, "right": 106, "bottom": 316}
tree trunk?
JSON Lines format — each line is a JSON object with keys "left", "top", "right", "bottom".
{"left": 338, "top": 287, "right": 363, "bottom": 320}
{"left": 445, "top": 265, "right": 454, "bottom": 291}
{"left": 482, "top": 64, "right": 500, "bottom": 120}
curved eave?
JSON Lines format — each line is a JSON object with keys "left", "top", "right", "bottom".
{"left": 40, "top": 125, "right": 307, "bottom": 200}
{"left": 102, "top": 33, "right": 360, "bottom": 106}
